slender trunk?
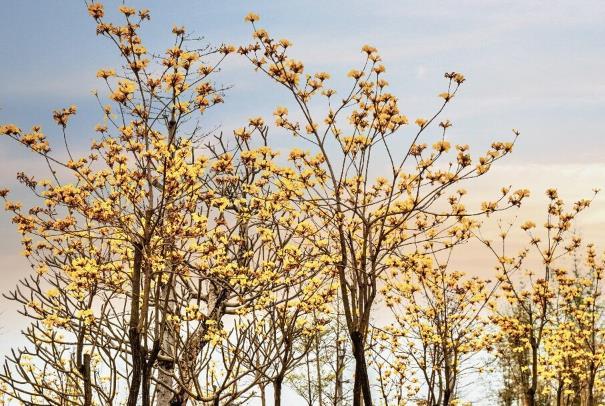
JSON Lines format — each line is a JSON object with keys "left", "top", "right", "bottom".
{"left": 525, "top": 342, "right": 538, "bottom": 406}
{"left": 260, "top": 385, "right": 266, "bottom": 406}
{"left": 333, "top": 295, "right": 344, "bottom": 406}
{"left": 155, "top": 356, "right": 176, "bottom": 405}
{"left": 76, "top": 324, "right": 92, "bottom": 406}
{"left": 352, "top": 356, "right": 362, "bottom": 405}
{"left": 442, "top": 346, "right": 451, "bottom": 406}
{"left": 127, "top": 244, "right": 144, "bottom": 406}
{"left": 587, "top": 365, "right": 596, "bottom": 406}
{"left": 525, "top": 383, "right": 535, "bottom": 405}
{"left": 315, "top": 332, "right": 323, "bottom": 406}
{"left": 334, "top": 341, "right": 344, "bottom": 406}
{"left": 556, "top": 378, "right": 563, "bottom": 406}
{"left": 351, "top": 331, "right": 372, "bottom": 406}
{"left": 142, "top": 362, "right": 152, "bottom": 406}
{"left": 155, "top": 285, "right": 177, "bottom": 406}
{"left": 274, "top": 376, "right": 283, "bottom": 406}
{"left": 142, "top": 340, "right": 161, "bottom": 406}
{"left": 82, "top": 353, "right": 92, "bottom": 406}
{"left": 306, "top": 352, "right": 313, "bottom": 405}
{"left": 170, "top": 331, "right": 208, "bottom": 406}
{"left": 442, "top": 389, "right": 451, "bottom": 406}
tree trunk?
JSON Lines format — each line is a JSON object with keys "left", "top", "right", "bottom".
{"left": 525, "top": 342, "right": 538, "bottom": 406}
{"left": 155, "top": 284, "right": 177, "bottom": 406}
{"left": 260, "top": 385, "right": 266, "bottom": 406}
{"left": 351, "top": 331, "right": 372, "bottom": 406}
{"left": 142, "top": 340, "right": 161, "bottom": 406}
{"left": 82, "top": 353, "right": 92, "bottom": 406}
{"left": 442, "top": 388, "right": 451, "bottom": 406}
{"left": 127, "top": 244, "right": 144, "bottom": 406}
{"left": 334, "top": 341, "right": 345, "bottom": 406}
{"left": 274, "top": 376, "right": 283, "bottom": 406}
{"left": 315, "top": 332, "right": 323, "bottom": 406}
{"left": 587, "top": 366, "right": 596, "bottom": 406}
{"left": 142, "top": 361, "right": 153, "bottom": 406}
{"left": 556, "top": 380, "right": 563, "bottom": 406}
{"left": 155, "top": 355, "right": 176, "bottom": 406}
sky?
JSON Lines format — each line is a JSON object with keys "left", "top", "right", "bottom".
{"left": 0, "top": 0, "right": 604, "bottom": 403}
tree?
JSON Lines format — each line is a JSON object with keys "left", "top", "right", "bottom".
{"left": 481, "top": 189, "right": 596, "bottom": 406}
{"left": 240, "top": 12, "right": 528, "bottom": 406}
{"left": 286, "top": 301, "right": 354, "bottom": 406}
{"left": 379, "top": 245, "right": 496, "bottom": 405}
{"left": 234, "top": 270, "right": 338, "bottom": 406}
{"left": 0, "top": 4, "right": 311, "bottom": 405}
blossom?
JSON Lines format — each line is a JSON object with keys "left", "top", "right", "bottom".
{"left": 433, "top": 140, "right": 451, "bottom": 153}
{"left": 347, "top": 69, "right": 363, "bottom": 80}
{"left": 244, "top": 12, "right": 260, "bottom": 23}
{"left": 521, "top": 220, "right": 536, "bottom": 231}
{"left": 52, "top": 105, "right": 77, "bottom": 127}
{"left": 362, "top": 44, "right": 377, "bottom": 54}
{"left": 118, "top": 6, "right": 136, "bottom": 17}
{"left": 439, "top": 92, "right": 453, "bottom": 101}
{"left": 96, "top": 68, "right": 115, "bottom": 79}
{"left": 415, "top": 118, "right": 428, "bottom": 128}
{"left": 87, "top": 3, "right": 104, "bottom": 19}
{"left": 172, "top": 25, "right": 185, "bottom": 35}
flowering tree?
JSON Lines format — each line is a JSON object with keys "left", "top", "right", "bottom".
{"left": 0, "top": 4, "right": 312, "bottom": 405}
{"left": 240, "top": 12, "right": 528, "bottom": 406}
{"left": 378, "top": 246, "right": 496, "bottom": 405}
{"left": 482, "top": 190, "right": 597, "bottom": 406}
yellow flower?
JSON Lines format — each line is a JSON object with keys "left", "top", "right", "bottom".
{"left": 174, "top": 101, "right": 190, "bottom": 113}
{"left": 454, "top": 73, "right": 465, "bottom": 84}
{"left": 279, "top": 39, "right": 293, "bottom": 48}
{"left": 75, "top": 309, "right": 95, "bottom": 326}
{"left": 118, "top": 6, "right": 136, "bottom": 17}
{"left": 46, "top": 288, "right": 60, "bottom": 298}
{"left": 172, "top": 25, "right": 186, "bottom": 35}
{"left": 415, "top": 118, "right": 428, "bottom": 128}
{"left": 273, "top": 106, "right": 288, "bottom": 117}
{"left": 433, "top": 140, "right": 451, "bottom": 153}
{"left": 96, "top": 68, "right": 115, "bottom": 79}
{"left": 373, "top": 65, "right": 386, "bottom": 74}
{"left": 248, "top": 117, "right": 265, "bottom": 128}
{"left": 439, "top": 92, "right": 453, "bottom": 101}
{"left": 362, "top": 44, "right": 377, "bottom": 54}
{"left": 220, "top": 44, "right": 237, "bottom": 55}
{"left": 244, "top": 12, "right": 260, "bottom": 23}
{"left": 121, "top": 80, "right": 137, "bottom": 94}
{"left": 233, "top": 127, "right": 251, "bottom": 141}
{"left": 347, "top": 69, "right": 363, "bottom": 80}
{"left": 87, "top": 3, "right": 104, "bottom": 19}
{"left": 133, "top": 44, "right": 147, "bottom": 55}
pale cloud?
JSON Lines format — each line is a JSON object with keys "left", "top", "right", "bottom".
{"left": 416, "top": 64, "right": 427, "bottom": 79}
{"left": 450, "top": 162, "right": 605, "bottom": 275}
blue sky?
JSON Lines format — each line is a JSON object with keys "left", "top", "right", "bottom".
{"left": 2, "top": 0, "right": 604, "bottom": 163}
{"left": 0, "top": 1, "right": 604, "bottom": 402}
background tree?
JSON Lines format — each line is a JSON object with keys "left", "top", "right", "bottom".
{"left": 286, "top": 302, "right": 354, "bottom": 406}
{"left": 379, "top": 243, "right": 496, "bottom": 406}
{"left": 482, "top": 189, "right": 596, "bottom": 406}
